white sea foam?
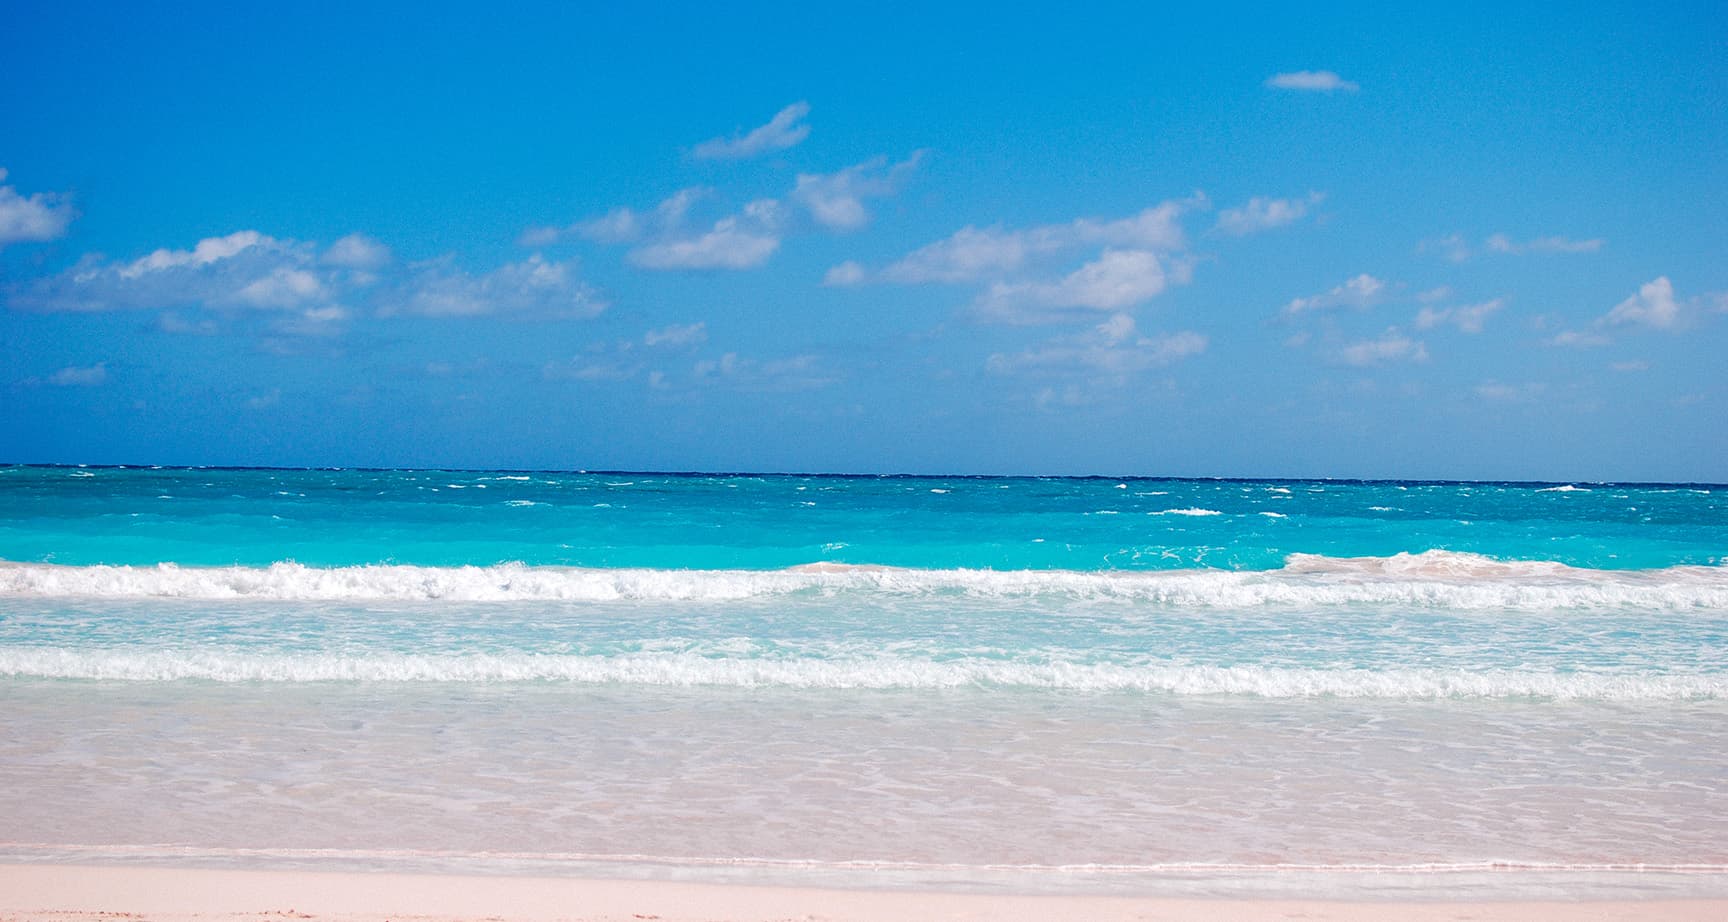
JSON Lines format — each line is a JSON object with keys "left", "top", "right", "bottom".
{"left": 2, "top": 552, "right": 1726, "bottom": 609}
{"left": 1153, "top": 508, "right": 1223, "bottom": 516}
{"left": 1, "top": 647, "right": 1720, "bottom": 698}
{"left": 1539, "top": 485, "right": 1591, "bottom": 492}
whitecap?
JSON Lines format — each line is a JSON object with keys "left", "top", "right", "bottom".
{"left": 4, "top": 551, "right": 1722, "bottom": 611}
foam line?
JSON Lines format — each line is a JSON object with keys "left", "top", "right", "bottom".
{"left": 3, "top": 551, "right": 1725, "bottom": 609}
{"left": 2, "top": 648, "right": 1721, "bottom": 698}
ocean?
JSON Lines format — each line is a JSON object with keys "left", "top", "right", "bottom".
{"left": 2, "top": 465, "right": 1725, "bottom": 897}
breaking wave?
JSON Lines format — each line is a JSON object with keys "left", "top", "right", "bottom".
{"left": 3, "top": 551, "right": 1725, "bottom": 610}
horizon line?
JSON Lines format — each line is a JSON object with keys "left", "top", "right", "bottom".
{"left": 2, "top": 461, "right": 1722, "bottom": 490}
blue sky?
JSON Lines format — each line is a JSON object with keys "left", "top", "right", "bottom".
{"left": 3, "top": 1, "right": 1725, "bottom": 479}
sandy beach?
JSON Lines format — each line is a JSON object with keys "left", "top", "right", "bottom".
{"left": 1, "top": 865, "right": 1725, "bottom": 922}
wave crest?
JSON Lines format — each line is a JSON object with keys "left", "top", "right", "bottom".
{"left": 2, "top": 552, "right": 1725, "bottom": 610}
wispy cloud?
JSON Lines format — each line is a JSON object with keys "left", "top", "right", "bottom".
{"left": 1474, "top": 381, "right": 1546, "bottom": 402}
{"left": 12, "top": 230, "right": 332, "bottom": 314}
{"left": 987, "top": 313, "right": 1207, "bottom": 382}
{"left": 692, "top": 102, "right": 811, "bottom": 160}
{"left": 1547, "top": 329, "right": 1611, "bottom": 348}
{"left": 0, "top": 167, "right": 76, "bottom": 247}
{"left": 1283, "top": 274, "right": 1386, "bottom": 316}
{"left": 977, "top": 249, "right": 1170, "bottom": 322}
{"left": 692, "top": 351, "right": 835, "bottom": 392}
{"left": 1421, "top": 232, "right": 1604, "bottom": 262}
{"left": 548, "top": 128, "right": 920, "bottom": 271}
{"left": 850, "top": 198, "right": 1201, "bottom": 323}
{"left": 47, "top": 362, "right": 108, "bottom": 387}
{"left": 246, "top": 388, "right": 282, "bottom": 409}
{"left": 823, "top": 260, "right": 866, "bottom": 287}
{"left": 1415, "top": 297, "right": 1503, "bottom": 334}
{"left": 1265, "top": 70, "right": 1359, "bottom": 92}
{"left": 1548, "top": 276, "right": 1693, "bottom": 347}
{"left": 791, "top": 151, "right": 923, "bottom": 231}
{"left": 1337, "top": 329, "right": 1427, "bottom": 366}
{"left": 386, "top": 253, "right": 606, "bottom": 317}
{"left": 543, "top": 355, "right": 640, "bottom": 382}
{"left": 879, "top": 200, "right": 1192, "bottom": 286}
{"left": 321, "top": 233, "right": 392, "bottom": 271}
{"left": 1214, "top": 192, "right": 1323, "bottom": 236}
{"left": 644, "top": 322, "right": 707, "bottom": 348}
{"left": 1485, "top": 233, "right": 1605, "bottom": 255}
{"left": 628, "top": 199, "right": 783, "bottom": 270}
{"left": 1417, "top": 234, "right": 1472, "bottom": 264}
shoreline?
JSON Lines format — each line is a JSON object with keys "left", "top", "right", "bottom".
{"left": 3, "top": 864, "right": 1727, "bottom": 922}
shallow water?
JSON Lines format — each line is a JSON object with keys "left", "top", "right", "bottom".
{"left": 2, "top": 466, "right": 1725, "bottom": 896}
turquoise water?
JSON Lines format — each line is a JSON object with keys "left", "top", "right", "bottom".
{"left": 2, "top": 466, "right": 1723, "bottom": 570}
{"left": 2, "top": 465, "right": 1726, "bottom": 895}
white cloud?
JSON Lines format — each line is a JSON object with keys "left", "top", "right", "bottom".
{"left": 1551, "top": 277, "right": 1707, "bottom": 346}
{"left": 543, "top": 357, "right": 639, "bottom": 382}
{"left": 528, "top": 189, "right": 707, "bottom": 248}
{"left": 388, "top": 253, "right": 605, "bottom": 317}
{"left": 321, "top": 233, "right": 391, "bottom": 270}
{"left": 1337, "top": 329, "right": 1427, "bottom": 366}
{"left": 1070, "top": 199, "right": 1194, "bottom": 250}
{"left": 157, "top": 312, "right": 218, "bottom": 335}
{"left": 692, "top": 102, "right": 811, "bottom": 160}
{"left": 1214, "top": 192, "right": 1322, "bottom": 236}
{"left": 1265, "top": 70, "right": 1359, "bottom": 92}
{"left": 562, "top": 188, "right": 786, "bottom": 272}
{"left": 517, "top": 225, "right": 562, "bottom": 247}
{"left": 120, "top": 230, "right": 274, "bottom": 278}
{"left": 978, "top": 249, "right": 1168, "bottom": 321}
{"left": 1474, "top": 381, "right": 1546, "bottom": 402}
{"left": 823, "top": 260, "right": 866, "bottom": 286}
{"left": 692, "top": 351, "right": 834, "bottom": 391}
{"left": 47, "top": 362, "right": 108, "bottom": 387}
{"left": 575, "top": 207, "right": 646, "bottom": 244}
{"left": 880, "top": 199, "right": 1192, "bottom": 286}
{"left": 1418, "top": 234, "right": 1472, "bottom": 264}
{"left": 0, "top": 167, "right": 76, "bottom": 247}
{"left": 1425, "top": 232, "right": 1604, "bottom": 262}
{"left": 14, "top": 229, "right": 609, "bottom": 334}
{"left": 882, "top": 225, "right": 1059, "bottom": 284}
{"left": 233, "top": 267, "right": 329, "bottom": 309}
{"left": 1486, "top": 233, "right": 1605, "bottom": 255}
{"left": 644, "top": 322, "right": 707, "bottom": 348}
{"left": 246, "top": 388, "right": 282, "bottom": 409}
{"left": 1548, "top": 329, "right": 1611, "bottom": 348}
{"left": 1611, "top": 360, "right": 1649, "bottom": 373}
{"left": 1283, "top": 274, "right": 1386, "bottom": 316}
{"left": 1415, "top": 297, "right": 1503, "bottom": 334}
{"left": 273, "top": 305, "right": 350, "bottom": 338}
{"left": 988, "top": 313, "right": 1206, "bottom": 381}
{"left": 629, "top": 203, "right": 782, "bottom": 270}
{"left": 15, "top": 230, "right": 335, "bottom": 313}
{"left": 862, "top": 198, "right": 1200, "bottom": 324}
{"left": 791, "top": 151, "right": 923, "bottom": 231}
{"left": 1603, "top": 276, "right": 1679, "bottom": 329}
